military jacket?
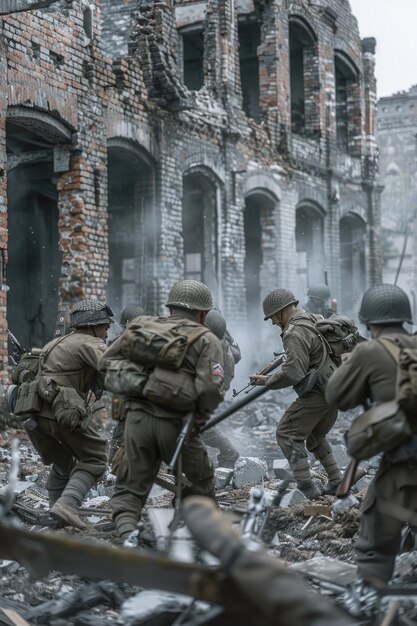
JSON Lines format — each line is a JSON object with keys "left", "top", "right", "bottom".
{"left": 41, "top": 331, "right": 106, "bottom": 399}
{"left": 266, "top": 307, "right": 325, "bottom": 390}
{"left": 326, "top": 328, "right": 417, "bottom": 410}
{"left": 99, "top": 313, "right": 225, "bottom": 420}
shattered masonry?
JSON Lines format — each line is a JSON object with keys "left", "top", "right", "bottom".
{"left": 0, "top": 0, "right": 381, "bottom": 364}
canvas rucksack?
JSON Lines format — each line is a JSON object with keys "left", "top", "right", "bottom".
{"left": 121, "top": 316, "right": 210, "bottom": 370}
{"left": 289, "top": 315, "right": 359, "bottom": 397}
{"left": 346, "top": 337, "right": 416, "bottom": 461}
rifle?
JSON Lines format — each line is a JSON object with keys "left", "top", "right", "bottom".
{"left": 232, "top": 352, "right": 285, "bottom": 397}
{"left": 335, "top": 457, "right": 359, "bottom": 498}
{"left": 167, "top": 411, "right": 195, "bottom": 474}
{"left": 7, "top": 329, "right": 24, "bottom": 366}
{"left": 202, "top": 385, "right": 269, "bottom": 432}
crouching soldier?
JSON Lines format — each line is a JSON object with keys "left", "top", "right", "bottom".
{"left": 23, "top": 300, "right": 111, "bottom": 529}
{"left": 203, "top": 308, "right": 241, "bottom": 468}
{"left": 251, "top": 289, "right": 341, "bottom": 499}
{"left": 104, "top": 280, "right": 225, "bottom": 540}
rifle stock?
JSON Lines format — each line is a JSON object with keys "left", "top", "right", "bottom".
{"left": 167, "top": 411, "right": 194, "bottom": 473}
{"left": 336, "top": 457, "right": 359, "bottom": 498}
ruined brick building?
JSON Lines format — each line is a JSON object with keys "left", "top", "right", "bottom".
{"left": 0, "top": 0, "right": 381, "bottom": 365}
{"left": 377, "top": 85, "right": 417, "bottom": 315}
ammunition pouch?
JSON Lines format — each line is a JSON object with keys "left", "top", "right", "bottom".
{"left": 51, "top": 387, "right": 88, "bottom": 432}
{"left": 105, "top": 359, "right": 149, "bottom": 396}
{"left": 11, "top": 349, "right": 43, "bottom": 385}
{"left": 346, "top": 400, "right": 412, "bottom": 461}
{"left": 293, "top": 370, "right": 319, "bottom": 397}
{"left": 13, "top": 380, "right": 43, "bottom": 417}
{"left": 143, "top": 366, "right": 198, "bottom": 412}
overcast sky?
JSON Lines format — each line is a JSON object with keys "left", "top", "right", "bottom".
{"left": 349, "top": 0, "right": 417, "bottom": 98}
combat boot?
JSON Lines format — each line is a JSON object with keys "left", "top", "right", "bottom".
{"left": 324, "top": 466, "right": 367, "bottom": 496}
{"left": 50, "top": 501, "right": 89, "bottom": 530}
{"left": 297, "top": 479, "right": 322, "bottom": 500}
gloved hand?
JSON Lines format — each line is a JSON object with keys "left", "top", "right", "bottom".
{"left": 183, "top": 496, "right": 243, "bottom": 568}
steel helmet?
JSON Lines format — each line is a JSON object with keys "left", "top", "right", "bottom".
{"left": 359, "top": 284, "right": 412, "bottom": 325}
{"left": 166, "top": 280, "right": 214, "bottom": 311}
{"left": 206, "top": 309, "right": 227, "bottom": 339}
{"left": 263, "top": 289, "right": 299, "bottom": 320}
{"left": 307, "top": 284, "right": 331, "bottom": 301}
{"left": 70, "top": 299, "right": 114, "bottom": 328}
{"left": 120, "top": 304, "right": 147, "bottom": 328}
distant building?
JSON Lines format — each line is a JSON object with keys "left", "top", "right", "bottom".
{"left": 0, "top": 0, "right": 381, "bottom": 368}
{"left": 377, "top": 85, "right": 417, "bottom": 315}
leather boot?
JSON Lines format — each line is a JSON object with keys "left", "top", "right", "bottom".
{"left": 297, "top": 479, "right": 323, "bottom": 500}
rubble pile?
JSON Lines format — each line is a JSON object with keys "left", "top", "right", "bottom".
{"left": 0, "top": 396, "right": 415, "bottom": 625}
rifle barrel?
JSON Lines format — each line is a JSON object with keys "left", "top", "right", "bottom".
{"left": 202, "top": 386, "right": 269, "bottom": 432}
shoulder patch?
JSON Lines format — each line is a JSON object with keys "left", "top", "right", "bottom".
{"left": 211, "top": 361, "right": 224, "bottom": 385}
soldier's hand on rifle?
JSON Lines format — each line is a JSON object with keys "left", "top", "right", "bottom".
{"left": 249, "top": 375, "right": 269, "bottom": 386}
{"left": 194, "top": 414, "right": 206, "bottom": 427}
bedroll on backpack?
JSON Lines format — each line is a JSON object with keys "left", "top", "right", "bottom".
{"left": 120, "top": 316, "right": 209, "bottom": 369}
{"left": 346, "top": 400, "right": 412, "bottom": 461}
{"left": 314, "top": 316, "right": 359, "bottom": 357}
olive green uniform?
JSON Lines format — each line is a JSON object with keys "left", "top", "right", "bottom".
{"left": 106, "top": 313, "right": 225, "bottom": 536}
{"left": 326, "top": 329, "right": 417, "bottom": 582}
{"left": 202, "top": 330, "right": 241, "bottom": 467}
{"left": 27, "top": 332, "right": 108, "bottom": 505}
{"left": 266, "top": 308, "right": 340, "bottom": 485}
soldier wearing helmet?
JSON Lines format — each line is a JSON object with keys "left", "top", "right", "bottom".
{"left": 250, "top": 289, "right": 342, "bottom": 499}
{"left": 203, "top": 308, "right": 241, "bottom": 468}
{"left": 304, "top": 284, "right": 333, "bottom": 318}
{"left": 326, "top": 285, "right": 417, "bottom": 604}
{"left": 105, "top": 280, "right": 225, "bottom": 541}
{"left": 24, "top": 299, "right": 112, "bottom": 529}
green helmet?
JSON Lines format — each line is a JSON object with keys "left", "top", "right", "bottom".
{"left": 120, "top": 304, "right": 147, "bottom": 328}
{"left": 263, "top": 289, "right": 299, "bottom": 320}
{"left": 206, "top": 309, "right": 226, "bottom": 339}
{"left": 359, "top": 284, "right": 412, "bottom": 325}
{"left": 70, "top": 299, "right": 114, "bottom": 328}
{"left": 166, "top": 280, "right": 214, "bottom": 311}
{"left": 307, "top": 284, "right": 331, "bottom": 301}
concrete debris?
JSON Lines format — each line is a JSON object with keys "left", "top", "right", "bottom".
{"left": 0, "top": 481, "right": 35, "bottom": 495}
{"left": 291, "top": 556, "right": 358, "bottom": 587}
{"left": 332, "top": 495, "right": 360, "bottom": 518}
{"left": 355, "top": 474, "right": 372, "bottom": 492}
{"left": 273, "top": 459, "right": 290, "bottom": 479}
{"left": 214, "top": 467, "right": 233, "bottom": 490}
{"left": 233, "top": 457, "right": 268, "bottom": 488}
{"left": 331, "top": 445, "right": 350, "bottom": 469}
{"left": 122, "top": 590, "right": 199, "bottom": 621}
{"left": 280, "top": 489, "right": 307, "bottom": 508}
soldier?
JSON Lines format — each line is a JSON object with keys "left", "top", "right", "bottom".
{"left": 250, "top": 289, "right": 341, "bottom": 499}
{"left": 183, "top": 496, "right": 356, "bottom": 626}
{"left": 203, "top": 308, "right": 240, "bottom": 468}
{"left": 326, "top": 284, "right": 417, "bottom": 611}
{"left": 108, "top": 304, "right": 147, "bottom": 462}
{"left": 108, "top": 280, "right": 225, "bottom": 540}
{"left": 304, "top": 284, "right": 333, "bottom": 318}
{"left": 25, "top": 299, "right": 111, "bottom": 529}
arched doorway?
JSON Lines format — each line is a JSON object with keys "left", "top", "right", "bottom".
{"left": 182, "top": 169, "right": 219, "bottom": 296}
{"left": 296, "top": 204, "right": 325, "bottom": 295}
{"left": 339, "top": 213, "right": 366, "bottom": 315}
{"left": 244, "top": 190, "right": 276, "bottom": 326}
{"left": 107, "top": 140, "right": 155, "bottom": 316}
{"left": 6, "top": 108, "right": 71, "bottom": 349}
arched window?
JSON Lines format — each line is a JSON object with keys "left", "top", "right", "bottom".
{"left": 6, "top": 108, "right": 71, "bottom": 349}
{"left": 334, "top": 51, "right": 360, "bottom": 154}
{"left": 339, "top": 213, "right": 366, "bottom": 315}
{"left": 244, "top": 190, "right": 276, "bottom": 325}
{"left": 289, "top": 17, "right": 318, "bottom": 136}
{"left": 182, "top": 169, "right": 219, "bottom": 296}
{"left": 296, "top": 204, "right": 324, "bottom": 294}
{"left": 107, "top": 140, "right": 155, "bottom": 316}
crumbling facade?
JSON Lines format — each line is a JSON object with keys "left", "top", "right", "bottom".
{"left": 0, "top": 0, "right": 381, "bottom": 365}
{"left": 377, "top": 86, "right": 417, "bottom": 314}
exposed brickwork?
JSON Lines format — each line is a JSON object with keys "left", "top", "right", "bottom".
{"left": 0, "top": 0, "right": 381, "bottom": 372}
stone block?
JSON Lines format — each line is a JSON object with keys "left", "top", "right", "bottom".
{"left": 215, "top": 468, "right": 233, "bottom": 490}
{"left": 280, "top": 489, "right": 307, "bottom": 508}
{"left": 233, "top": 457, "right": 268, "bottom": 488}
{"left": 273, "top": 459, "right": 290, "bottom": 479}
